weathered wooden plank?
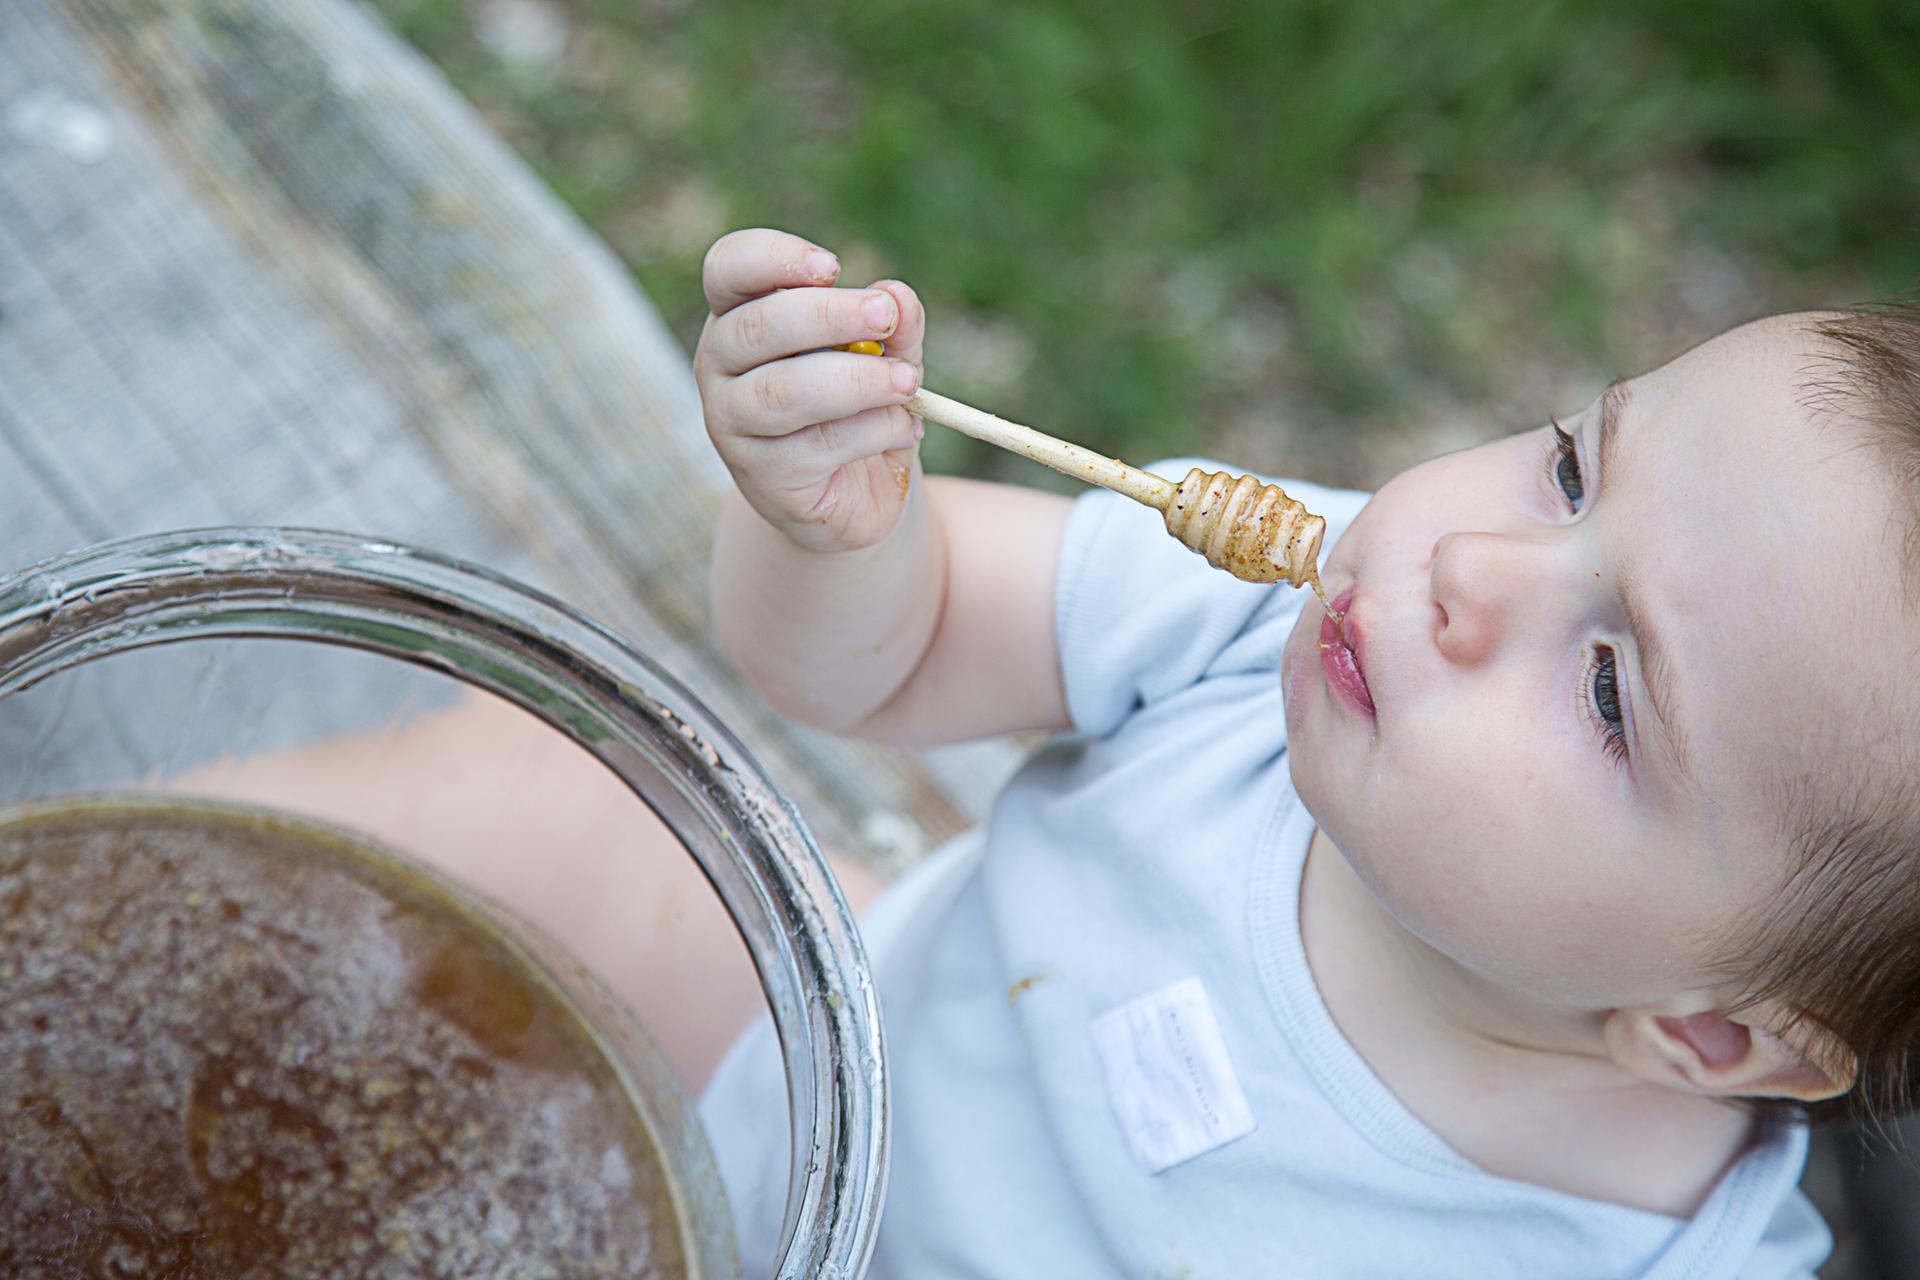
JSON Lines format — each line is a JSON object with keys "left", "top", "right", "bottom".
{"left": 0, "top": 0, "right": 1025, "bottom": 872}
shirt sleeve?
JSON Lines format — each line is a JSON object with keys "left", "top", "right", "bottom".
{"left": 1053, "top": 456, "right": 1366, "bottom": 738}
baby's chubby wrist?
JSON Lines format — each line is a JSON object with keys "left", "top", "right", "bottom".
{"left": 711, "top": 475, "right": 947, "bottom": 732}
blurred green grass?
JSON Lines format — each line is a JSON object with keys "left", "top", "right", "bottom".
{"left": 375, "top": 0, "right": 1919, "bottom": 488}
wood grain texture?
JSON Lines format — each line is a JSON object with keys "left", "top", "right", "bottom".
{"left": 0, "top": 0, "right": 1023, "bottom": 874}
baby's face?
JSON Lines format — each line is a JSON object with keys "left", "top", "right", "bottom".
{"left": 1281, "top": 314, "right": 1914, "bottom": 1008}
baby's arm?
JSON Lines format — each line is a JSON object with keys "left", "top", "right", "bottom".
{"left": 697, "top": 229, "right": 1072, "bottom": 747}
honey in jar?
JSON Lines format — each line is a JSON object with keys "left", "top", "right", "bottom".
{"left": 0, "top": 796, "right": 695, "bottom": 1278}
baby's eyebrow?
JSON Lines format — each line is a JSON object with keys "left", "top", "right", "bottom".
{"left": 1619, "top": 564, "right": 1696, "bottom": 790}
{"left": 1595, "top": 380, "right": 1630, "bottom": 485}
{"left": 1595, "top": 380, "right": 1699, "bottom": 791}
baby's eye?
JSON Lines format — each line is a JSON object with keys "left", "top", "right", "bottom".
{"left": 1584, "top": 644, "right": 1630, "bottom": 767}
{"left": 1546, "top": 417, "right": 1584, "bottom": 508}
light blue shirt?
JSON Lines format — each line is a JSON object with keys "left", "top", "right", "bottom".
{"left": 701, "top": 460, "right": 1829, "bottom": 1279}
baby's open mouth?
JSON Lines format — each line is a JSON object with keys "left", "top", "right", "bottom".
{"left": 1318, "top": 589, "right": 1374, "bottom": 716}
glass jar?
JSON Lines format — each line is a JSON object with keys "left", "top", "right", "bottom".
{"left": 0, "top": 528, "right": 886, "bottom": 1280}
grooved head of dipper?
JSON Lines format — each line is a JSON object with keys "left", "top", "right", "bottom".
{"left": 1162, "top": 466, "right": 1324, "bottom": 587}
{"left": 1286, "top": 514, "right": 1326, "bottom": 586}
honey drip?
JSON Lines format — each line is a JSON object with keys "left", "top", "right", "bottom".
{"left": 1307, "top": 569, "right": 1340, "bottom": 621}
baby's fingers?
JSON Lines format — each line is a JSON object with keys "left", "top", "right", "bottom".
{"left": 748, "top": 405, "right": 921, "bottom": 490}
{"left": 722, "top": 350, "right": 921, "bottom": 439}
{"left": 703, "top": 228, "right": 839, "bottom": 317}
{"left": 703, "top": 286, "right": 900, "bottom": 378}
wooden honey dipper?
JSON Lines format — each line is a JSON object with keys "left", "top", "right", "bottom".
{"left": 843, "top": 340, "right": 1329, "bottom": 599}
{"left": 905, "top": 387, "right": 1326, "bottom": 596}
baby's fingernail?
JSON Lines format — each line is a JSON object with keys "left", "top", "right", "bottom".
{"left": 806, "top": 250, "right": 839, "bottom": 281}
{"left": 891, "top": 362, "right": 920, "bottom": 395}
{"left": 862, "top": 291, "right": 898, "bottom": 333}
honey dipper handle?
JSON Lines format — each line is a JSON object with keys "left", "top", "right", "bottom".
{"left": 906, "top": 389, "right": 1176, "bottom": 510}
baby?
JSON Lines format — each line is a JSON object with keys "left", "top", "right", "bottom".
{"left": 692, "top": 226, "right": 1920, "bottom": 1277}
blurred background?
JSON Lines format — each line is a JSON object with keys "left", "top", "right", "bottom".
{"left": 374, "top": 0, "right": 1920, "bottom": 490}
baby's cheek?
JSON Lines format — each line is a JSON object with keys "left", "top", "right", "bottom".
{"left": 1421, "top": 833, "right": 1689, "bottom": 1003}
{"left": 1357, "top": 442, "right": 1512, "bottom": 542}
{"left": 1358, "top": 753, "right": 1554, "bottom": 932}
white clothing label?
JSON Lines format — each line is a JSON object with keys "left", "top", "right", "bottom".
{"left": 1090, "top": 976, "right": 1257, "bottom": 1173}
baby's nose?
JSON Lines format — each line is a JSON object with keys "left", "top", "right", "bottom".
{"left": 1429, "top": 529, "right": 1546, "bottom": 664}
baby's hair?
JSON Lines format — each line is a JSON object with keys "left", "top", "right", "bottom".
{"left": 1712, "top": 297, "right": 1920, "bottom": 1129}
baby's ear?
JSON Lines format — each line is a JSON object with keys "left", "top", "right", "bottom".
{"left": 1601, "top": 998, "right": 1856, "bottom": 1103}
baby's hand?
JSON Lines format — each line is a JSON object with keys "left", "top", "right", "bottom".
{"left": 694, "top": 228, "right": 926, "bottom": 554}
